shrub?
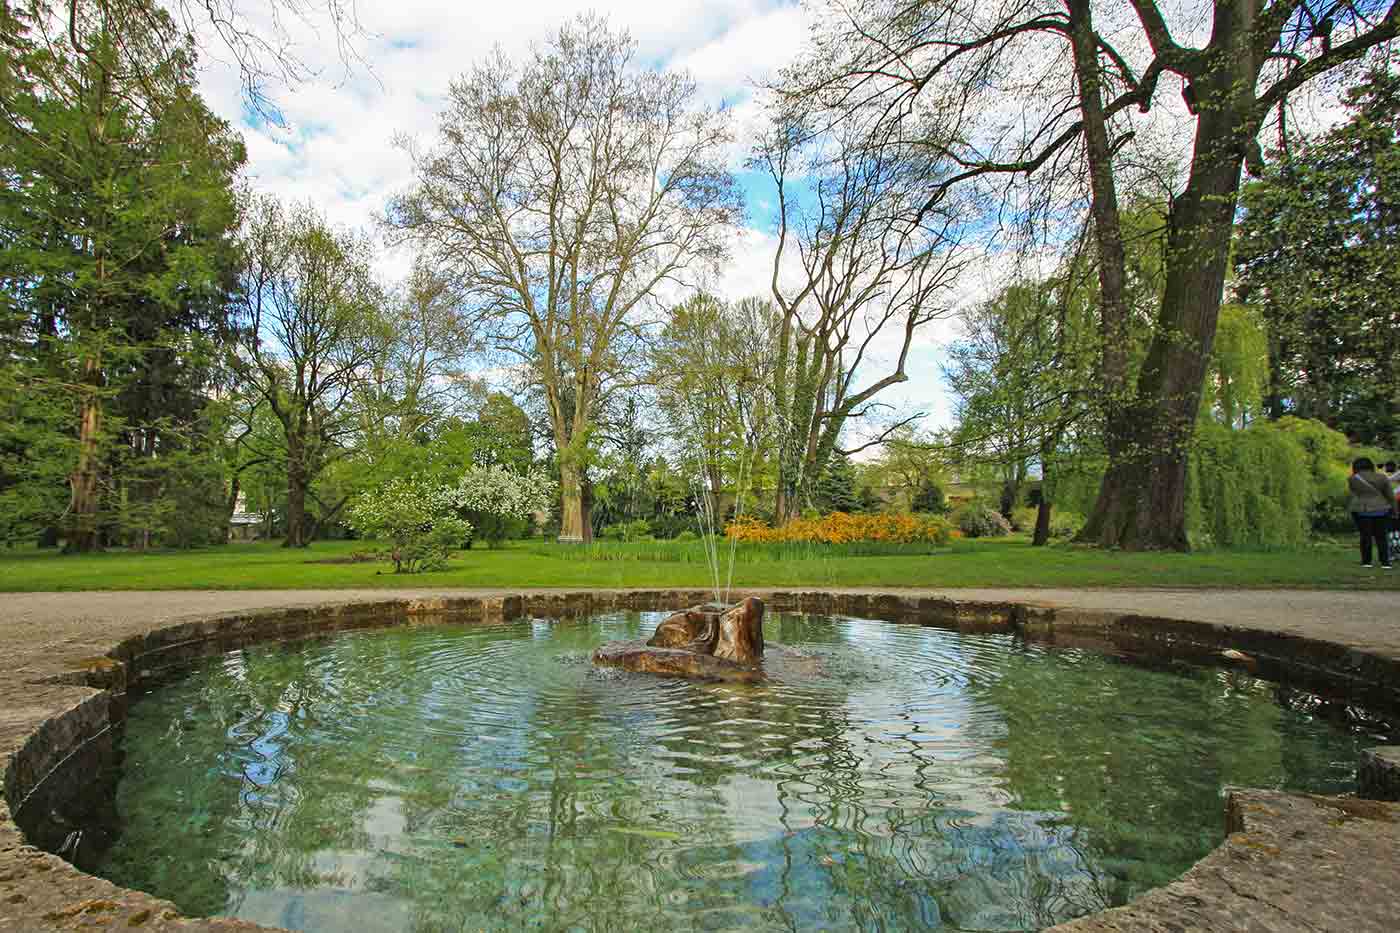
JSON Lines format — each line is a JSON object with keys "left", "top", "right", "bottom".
{"left": 911, "top": 480, "right": 950, "bottom": 514}
{"left": 725, "top": 511, "right": 953, "bottom": 546}
{"left": 646, "top": 513, "right": 693, "bottom": 539}
{"left": 601, "top": 518, "right": 651, "bottom": 542}
{"left": 1010, "top": 506, "right": 1039, "bottom": 533}
{"left": 455, "top": 465, "right": 556, "bottom": 546}
{"left": 957, "top": 504, "right": 1012, "bottom": 538}
{"left": 1048, "top": 509, "right": 1085, "bottom": 539}
{"left": 674, "top": 529, "right": 699, "bottom": 541}
{"left": 347, "top": 478, "right": 472, "bottom": 574}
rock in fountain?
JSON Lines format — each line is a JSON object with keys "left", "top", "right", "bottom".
{"left": 592, "top": 597, "right": 770, "bottom": 682}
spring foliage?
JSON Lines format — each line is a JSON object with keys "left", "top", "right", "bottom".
{"left": 726, "top": 512, "right": 952, "bottom": 547}
{"left": 346, "top": 479, "right": 470, "bottom": 574}
{"left": 454, "top": 465, "right": 556, "bottom": 545}
{"left": 1186, "top": 422, "right": 1311, "bottom": 550}
{"left": 1235, "top": 71, "right": 1400, "bottom": 447}
{"left": 350, "top": 466, "right": 556, "bottom": 570}
{"left": 956, "top": 505, "right": 1013, "bottom": 539}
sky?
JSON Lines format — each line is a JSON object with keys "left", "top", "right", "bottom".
{"left": 186, "top": 0, "right": 1366, "bottom": 445}
{"left": 192, "top": 0, "right": 971, "bottom": 436}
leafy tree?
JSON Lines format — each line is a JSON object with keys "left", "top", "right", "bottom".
{"left": 1201, "top": 303, "right": 1270, "bottom": 429}
{"left": 1235, "top": 70, "right": 1400, "bottom": 447}
{"left": 453, "top": 463, "right": 555, "bottom": 546}
{"left": 652, "top": 294, "right": 776, "bottom": 517}
{"left": 943, "top": 270, "right": 1098, "bottom": 544}
{"left": 357, "top": 260, "right": 481, "bottom": 449}
{"left": 757, "top": 107, "right": 964, "bottom": 522}
{"left": 228, "top": 196, "right": 385, "bottom": 547}
{"left": 861, "top": 426, "right": 949, "bottom": 511}
{"left": 588, "top": 393, "right": 655, "bottom": 533}
{"left": 390, "top": 15, "right": 741, "bottom": 543}
{"left": 781, "top": 0, "right": 1398, "bottom": 549}
{"left": 467, "top": 394, "right": 533, "bottom": 472}
{"left": 1187, "top": 420, "right": 1310, "bottom": 548}
{"left": 910, "top": 480, "right": 949, "bottom": 516}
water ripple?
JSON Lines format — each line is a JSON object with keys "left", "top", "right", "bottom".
{"left": 92, "top": 611, "right": 1391, "bottom": 933}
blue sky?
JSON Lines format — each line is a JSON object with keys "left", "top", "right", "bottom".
{"left": 190, "top": 1, "right": 1013, "bottom": 436}
{"left": 190, "top": 0, "right": 1369, "bottom": 446}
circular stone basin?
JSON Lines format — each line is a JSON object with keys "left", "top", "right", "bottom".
{"left": 76, "top": 610, "right": 1394, "bottom": 932}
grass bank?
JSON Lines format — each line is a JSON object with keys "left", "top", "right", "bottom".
{"left": 0, "top": 536, "right": 1395, "bottom": 592}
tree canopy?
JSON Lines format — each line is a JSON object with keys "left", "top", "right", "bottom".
{"left": 1236, "top": 70, "right": 1400, "bottom": 448}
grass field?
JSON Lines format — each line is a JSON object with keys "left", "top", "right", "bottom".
{"left": 0, "top": 535, "right": 1395, "bottom": 591}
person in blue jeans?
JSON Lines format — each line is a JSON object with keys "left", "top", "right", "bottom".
{"left": 1348, "top": 457, "right": 1395, "bottom": 568}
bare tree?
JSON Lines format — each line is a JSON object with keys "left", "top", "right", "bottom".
{"left": 780, "top": 0, "right": 1397, "bottom": 548}
{"left": 389, "top": 15, "right": 742, "bottom": 542}
{"left": 229, "top": 196, "right": 385, "bottom": 547}
{"left": 758, "top": 111, "right": 964, "bottom": 521}
{"left": 58, "top": 0, "right": 369, "bottom": 122}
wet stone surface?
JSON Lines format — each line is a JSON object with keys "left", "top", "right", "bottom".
{"left": 1359, "top": 746, "right": 1400, "bottom": 802}
{"left": 1056, "top": 789, "right": 1400, "bottom": 933}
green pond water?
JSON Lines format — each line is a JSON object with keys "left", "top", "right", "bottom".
{"left": 88, "top": 612, "right": 1392, "bottom": 932}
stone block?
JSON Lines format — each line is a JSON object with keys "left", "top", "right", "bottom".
{"left": 1359, "top": 747, "right": 1400, "bottom": 801}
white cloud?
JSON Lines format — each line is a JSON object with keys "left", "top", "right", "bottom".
{"left": 196, "top": 1, "right": 812, "bottom": 237}
{"left": 197, "top": 0, "right": 1368, "bottom": 445}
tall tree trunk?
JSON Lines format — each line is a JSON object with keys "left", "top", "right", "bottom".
{"left": 1032, "top": 498, "right": 1052, "bottom": 547}
{"left": 1066, "top": 0, "right": 1131, "bottom": 403}
{"left": 67, "top": 355, "right": 104, "bottom": 553}
{"left": 1082, "top": 21, "right": 1256, "bottom": 550}
{"left": 1034, "top": 434, "right": 1063, "bottom": 547}
{"left": 558, "top": 460, "right": 592, "bottom": 543}
{"left": 284, "top": 436, "right": 308, "bottom": 548}
{"left": 706, "top": 462, "right": 724, "bottom": 524}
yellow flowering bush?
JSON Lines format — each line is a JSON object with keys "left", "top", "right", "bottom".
{"left": 726, "top": 512, "right": 953, "bottom": 546}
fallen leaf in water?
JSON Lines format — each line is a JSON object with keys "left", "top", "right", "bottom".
{"left": 607, "top": 826, "right": 682, "bottom": 840}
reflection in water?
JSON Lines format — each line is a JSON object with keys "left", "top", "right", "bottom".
{"left": 88, "top": 613, "right": 1392, "bottom": 932}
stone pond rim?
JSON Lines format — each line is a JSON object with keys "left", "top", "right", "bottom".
{"left": 1, "top": 587, "right": 1398, "bottom": 931}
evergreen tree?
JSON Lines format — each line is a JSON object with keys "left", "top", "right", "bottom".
{"left": 0, "top": 1, "right": 244, "bottom": 548}
{"left": 1236, "top": 71, "right": 1400, "bottom": 448}
{"left": 813, "top": 453, "right": 862, "bottom": 514}
{"left": 911, "top": 480, "right": 949, "bottom": 515}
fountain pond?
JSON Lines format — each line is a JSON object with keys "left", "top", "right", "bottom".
{"left": 56, "top": 609, "right": 1396, "bottom": 932}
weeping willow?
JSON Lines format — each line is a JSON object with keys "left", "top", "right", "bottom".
{"left": 1186, "top": 422, "right": 1311, "bottom": 550}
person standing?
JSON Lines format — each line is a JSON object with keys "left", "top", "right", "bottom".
{"left": 1387, "top": 461, "right": 1400, "bottom": 557}
{"left": 1348, "top": 457, "right": 1394, "bottom": 568}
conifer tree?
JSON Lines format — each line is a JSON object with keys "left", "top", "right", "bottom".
{"left": 0, "top": 1, "right": 244, "bottom": 549}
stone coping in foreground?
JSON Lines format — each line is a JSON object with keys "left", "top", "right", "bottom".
{"left": 2, "top": 587, "right": 1399, "bottom": 932}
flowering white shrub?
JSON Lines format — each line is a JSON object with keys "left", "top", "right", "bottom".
{"left": 347, "top": 478, "right": 471, "bottom": 573}
{"left": 453, "top": 465, "right": 556, "bottom": 544}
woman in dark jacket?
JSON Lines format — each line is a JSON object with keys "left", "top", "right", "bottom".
{"left": 1348, "top": 457, "right": 1395, "bottom": 568}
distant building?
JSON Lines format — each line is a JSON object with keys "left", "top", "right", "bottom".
{"left": 229, "top": 493, "right": 264, "bottom": 542}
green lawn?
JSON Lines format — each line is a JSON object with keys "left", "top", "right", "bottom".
{"left": 0, "top": 536, "right": 1395, "bottom": 591}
